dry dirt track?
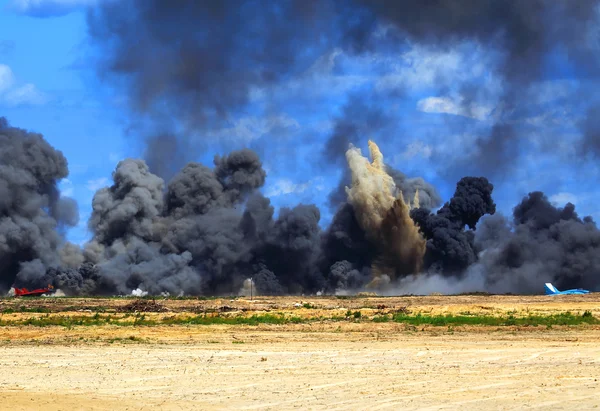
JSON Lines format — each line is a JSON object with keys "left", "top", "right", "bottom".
{"left": 1, "top": 329, "right": 600, "bottom": 410}
{"left": 1, "top": 295, "right": 600, "bottom": 410}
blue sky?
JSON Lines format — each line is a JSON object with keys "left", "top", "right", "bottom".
{"left": 1, "top": 0, "right": 599, "bottom": 246}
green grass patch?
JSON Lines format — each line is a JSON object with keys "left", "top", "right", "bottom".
{"left": 1, "top": 306, "right": 52, "bottom": 314}
{"left": 0, "top": 313, "right": 306, "bottom": 327}
{"left": 1, "top": 305, "right": 112, "bottom": 314}
{"left": 391, "top": 311, "right": 599, "bottom": 327}
{"left": 0, "top": 310, "right": 598, "bottom": 328}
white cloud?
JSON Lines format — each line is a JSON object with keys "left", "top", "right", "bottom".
{"left": 68, "top": 163, "right": 90, "bottom": 175}
{"left": 0, "top": 64, "right": 48, "bottom": 106}
{"left": 249, "top": 49, "right": 370, "bottom": 103}
{"left": 86, "top": 177, "right": 109, "bottom": 192}
{"left": 424, "top": 132, "right": 481, "bottom": 163}
{"left": 208, "top": 115, "right": 300, "bottom": 144}
{"left": 3, "top": 83, "right": 48, "bottom": 106}
{"left": 398, "top": 141, "right": 433, "bottom": 161}
{"left": 549, "top": 192, "right": 579, "bottom": 206}
{"left": 375, "top": 44, "right": 502, "bottom": 100}
{"left": 265, "top": 179, "right": 309, "bottom": 197}
{"left": 251, "top": 45, "right": 497, "bottom": 108}
{"left": 262, "top": 162, "right": 272, "bottom": 175}
{"left": 417, "top": 96, "right": 492, "bottom": 120}
{"left": 7, "top": 0, "right": 99, "bottom": 18}
{"left": 108, "top": 152, "right": 123, "bottom": 164}
{"left": 59, "top": 178, "right": 74, "bottom": 197}
{"left": 264, "top": 177, "right": 324, "bottom": 198}
{"left": 0, "top": 64, "right": 15, "bottom": 92}
{"left": 306, "top": 48, "right": 343, "bottom": 75}
{"left": 76, "top": 210, "right": 91, "bottom": 229}
{"left": 527, "top": 79, "right": 580, "bottom": 105}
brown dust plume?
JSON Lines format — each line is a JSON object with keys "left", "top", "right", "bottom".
{"left": 345, "top": 140, "right": 426, "bottom": 282}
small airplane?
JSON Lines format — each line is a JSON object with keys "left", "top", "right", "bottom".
{"left": 13, "top": 284, "right": 55, "bottom": 297}
{"left": 544, "top": 283, "right": 590, "bottom": 295}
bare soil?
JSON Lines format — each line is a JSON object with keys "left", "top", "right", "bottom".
{"left": 1, "top": 295, "right": 599, "bottom": 410}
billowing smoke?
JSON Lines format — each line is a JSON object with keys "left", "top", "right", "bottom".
{"left": 386, "top": 167, "right": 441, "bottom": 211}
{"left": 0, "top": 116, "right": 436, "bottom": 296}
{"left": 470, "top": 193, "right": 600, "bottom": 293}
{"left": 3, "top": 118, "right": 600, "bottom": 295}
{"left": 0, "top": 118, "right": 80, "bottom": 291}
{"left": 28, "top": 147, "right": 322, "bottom": 296}
{"left": 411, "top": 177, "right": 497, "bottom": 274}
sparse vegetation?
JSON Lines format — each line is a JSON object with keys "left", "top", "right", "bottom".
{"left": 0, "top": 310, "right": 597, "bottom": 328}
{"left": 2, "top": 306, "right": 52, "bottom": 314}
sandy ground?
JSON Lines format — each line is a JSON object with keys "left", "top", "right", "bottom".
{"left": 1, "top": 330, "right": 600, "bottom": 410}
{"left": 1, "top": 295, "right": 600, "bottom": 410}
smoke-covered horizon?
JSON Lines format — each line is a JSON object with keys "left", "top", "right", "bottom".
{"left": 2, "top": 115, "right": 599, "bottom": 296}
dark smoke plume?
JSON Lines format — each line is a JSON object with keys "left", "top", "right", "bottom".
{"left": 252, "top": 265, "right": 284, "bottom": 296}
{"left": 472, "top": 192, "right": 600, "bottom": 293}
{"left": 50, "top": 146, "right": 324, "bottom": 296}
{"left": 0, "top": 117, "right": 79, "bottom": 291}
{"left": 4, "top": 117, "right": 600, "bottom": 296}
{"left": 411, "top": 177, "right": 496, "bottom": 274}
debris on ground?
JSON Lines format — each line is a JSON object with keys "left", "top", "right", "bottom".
{"left": 120, "top": 299, "right": 167, "bottom": 313}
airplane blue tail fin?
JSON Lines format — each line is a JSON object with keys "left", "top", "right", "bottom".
{"left": 545, "top": 283, "right": 559, "bottom": 295}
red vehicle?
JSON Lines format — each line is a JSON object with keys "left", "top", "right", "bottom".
{"left": 13, "top": 284, "right": 55, "bottom": 297}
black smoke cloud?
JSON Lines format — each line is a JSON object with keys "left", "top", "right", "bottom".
{"left": 410, "top": 177, "right": 496, "bottom": 274}
{"left": 0, "top": 117, "right": 79, "bottom": 291}
{"left": 3, "top": 115, "right": 600, "bottom": 295}
{"left": 52, "top": 147, "right": 322, "bottom": 296}
{"left": 473, "top": 193, "right": 600, "bottom": 293}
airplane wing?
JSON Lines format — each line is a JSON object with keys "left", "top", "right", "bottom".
{"left": 545, "top": 283, "right": 590, "bottom": 295}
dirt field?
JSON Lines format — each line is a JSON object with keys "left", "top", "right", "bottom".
{"left": 1, "top": 295, "right": 599, "bottom": 410}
